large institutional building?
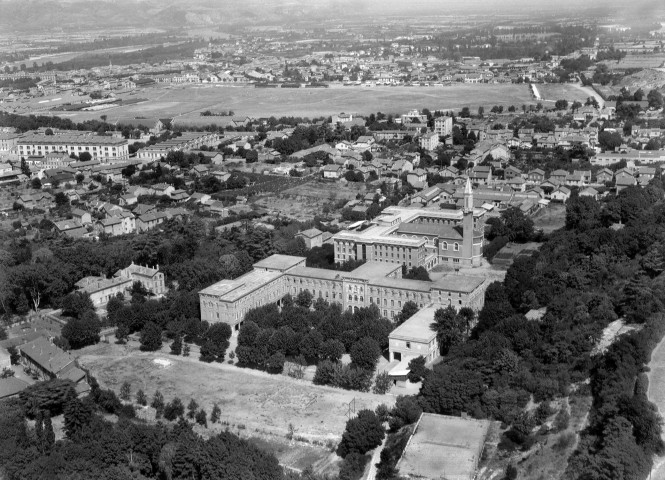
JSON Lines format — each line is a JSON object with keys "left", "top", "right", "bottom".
{"left": 15, "top": 132, "right": 130, "bottom": 163}
{"left": 333, "top": 179, "right": 484, "bottom": 270}
{"left": 199, "top": 253, "right": 487, "bottom": 333}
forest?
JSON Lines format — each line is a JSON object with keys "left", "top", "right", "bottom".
{"left": 413, "top": 181, "right": 665, "bottom": 479}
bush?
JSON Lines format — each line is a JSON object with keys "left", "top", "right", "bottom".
{"left": 339, "top": 452, "right": 371, "bottom": 480}
{"left": 372, "top": 371, "right": 392, "bottom": 394}
{"left": 313, "top": 360, "right": 373, "bottom": 392}
{"left": 406, "top": 356, "right": 427, "bottom": 383}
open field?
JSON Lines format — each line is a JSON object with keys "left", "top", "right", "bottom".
{"left": 78, "top": 341, "right": 392, "bottom": 444}
{"left": 537, "top": 84, "right": 593, "bottom": 104}
{"left": 601, "top": 55, "right": 665, "bottom": 70}
{"left": 532, "top": 203, "right": 566, "bottom": 234}
{"left": 47, "top": 83, "right": 587, "bottom": 123}
{"left": 253, "top": 180, "right": 367, "bottom": 221}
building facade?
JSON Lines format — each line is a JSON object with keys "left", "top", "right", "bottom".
{"left": 199, "top": 254, "right": 486, "bottom": 333}
{"left": 16, "top": 133, "right": 129, "bottom": 163}
{"left": 333, "top": 179, "right": 484, "bottom": 269}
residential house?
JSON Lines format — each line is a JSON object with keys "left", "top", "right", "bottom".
{"left": 132, "top": 203, "right": 156, "bottom": 216}
{"left": 114, "top": 263, "right": 166, "bottom": 296}
{"left": 636, "top": 167, "right": 656, "bottom": 185}
{"left": 212, "top": 170, "right": 232, "bottom": 183}
{"left": 322, "top": 164, "right": 344, "bottom": 179}
{"left": 616, "top": 172, "right": 637, "bottom": 193}
{"left": 109, "top": 210, "right": 136, "bottom": 234}
{"left": 527, "top": 169, "right": 545, "bottom": 184}
{"left": 137, "top": 211, "right": 168, "bottom": 232}
{"left": 579, "top": 187, "right": 599, "bottom": 200}
{"left": 296, "top": 228, "right": 324, "bottom": 249}
{"left": 71, "top": 208, "right": 92, "bottom": 225}
{"left": 53, "top": 219, "right": 87, "bottom": 238}
{"left": 151, "top": 183, "right": 175, "bottom": 198}
{"left": 17, "top": 192, "right": 54, "bottom": 210}
{"left": 96, "top": 216, "right": 124, "bottom": 237}
{"left": 170, "top": 189, "right": 190, "bottom": 203}
{"left": 406, "top": 169, "right": 427, "bottom": 187}
{"left": 504, "top": 166, "right": 523, "bottom": 181}
{"left": 549, "top": 169, "right": 568, "bottom": 185}
{"left": 470, "top": 166, "right": 492, "bottom": 185}
{"left": 189, "top": 192, "right": 212, "bottom": 205}
{"left": 551, "top": 186, "right": 571, "bottom": 202}
{"left": 390, "top": 159, "right": 414, "bottom": 175}
{"left": 596, "top": 168, "right": 614, "bottom": 184}
{"left": 506, "top": 177, "right": 527, "bottom": 192}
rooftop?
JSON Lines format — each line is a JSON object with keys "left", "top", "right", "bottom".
{"left": 389, "top": 305, "right": 438, "bottom": 342}
{"left": 19, "top": 337, "right": 76, "bottom": 375}
{"left": 253, "top": 254, "right": 306, "bottom": 272}
{"left": 199, "top": 269, "right": 283, "bottom": 302}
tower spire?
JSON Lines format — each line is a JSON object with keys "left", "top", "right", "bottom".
{"left": 464, "top": 177, "right": 473, "bottom": 213}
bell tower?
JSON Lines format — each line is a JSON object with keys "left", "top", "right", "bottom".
{"left": 462, "top": 178, "right": 474, "bottom": 265}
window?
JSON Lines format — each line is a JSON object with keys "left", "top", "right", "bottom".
{"left": 406, "top": 342, "right": 411, "bottom": 349}
{"left": 454, "top": 243, "right": 460, "bottom": 251}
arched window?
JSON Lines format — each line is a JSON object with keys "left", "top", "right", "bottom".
{"left": 454, "top": 242, "right": 460, "bottom": 251}
{"left": 442, "top": 242, "right": 448, "bottom": 250}
{"left": 354, "top": 295, "right": 358, "bottom": 302}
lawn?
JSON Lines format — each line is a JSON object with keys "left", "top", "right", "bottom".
{"left": 77, "top": 341, "right": 393, "bottom": 444}
{"left": 532, "top": 203, "right": 566, "bottom": 234}
{"left": 537, "top": 84, "right": 591, "bottom": 104}
{"left": 47, "top": 82, "right": 566, "bottom": 123}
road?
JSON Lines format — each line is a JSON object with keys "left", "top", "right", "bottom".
{"left": 647, "top": 335, "right": 665, "bottom": 479}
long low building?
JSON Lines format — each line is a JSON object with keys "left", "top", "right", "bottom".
{"left": 16, "top": 132, "right": 129, "bottom": 163}
{"left": 199, "top": 254, "right": 487, "bottom": 333}
{"left": 591, "top": 150, "right": 665, "bottom": 166}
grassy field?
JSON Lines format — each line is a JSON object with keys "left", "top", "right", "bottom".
{"left": 48, "top": 83, "right": 582, "bottom": 124}
{"left": 532, "top": 203, "right": 566, "bottom": 234}
{"left": 537, "top": 84, "right": 592, "bottom": 104}
{"left": 78, "top": 341, "right": 392, "bottom": 444}
{"left": 252, "top": 180, "right": 366, "bottom": 221}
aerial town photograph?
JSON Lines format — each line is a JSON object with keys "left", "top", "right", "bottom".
{"left": 1, "top": 0, "right": 665, "bottom": 478}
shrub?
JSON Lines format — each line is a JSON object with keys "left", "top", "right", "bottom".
{"left": 372, "top": 371, "right": 392, "bottom": 394}
{"left": 164, "top": 397, "right": 185, "bottom": 421}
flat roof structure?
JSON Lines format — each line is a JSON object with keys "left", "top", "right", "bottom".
{"left": 390, "top": 305, "right": 437, "bottom": 343}
{"left": 253, "top": 254, "right": 306, "bottom": 272}
{"left": 398, "top": 413, "right": 491, "bottom": 480}
{"left": 199, "top": 270, "right": 283, "bottom": 302}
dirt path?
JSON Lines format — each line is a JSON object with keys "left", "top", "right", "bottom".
{"left": 647, "top": 336, "right": 665, "bottom": 479}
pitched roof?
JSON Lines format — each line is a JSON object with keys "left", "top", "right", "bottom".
{"left": 19, "top": 337, "right": 76, "bottom": 376}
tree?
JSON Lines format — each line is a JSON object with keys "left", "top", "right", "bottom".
{"left": 43, "top": 411, "right": 55, "bottom": 451}
{"left": 407, "top": 356, "right": 428, "bottom": 383}
{"left": 430, "top": 306, "right": 466, "bottom": 355}
{"left": 115, "top": 322, "right": 129, "bottom": 344}
{"left": 500, "top": 207, "right": 534, "bottom": 242}
{"left": 296, "top": 289, "right": 313, "bottom": 308}
{"left": 187, "top": 399, "right": 199, "bottom": 420}
{"left": 136, "top": 389, "right": 147, "bottom": 406}
{"left": 170, "top": 333, "right": 183, "bottom": 355}
{"left": 164, "top": 397, "right": 185, "bottom": 421}
{"left": 31, "top": 177, "right": 42, "bottom": 189}
{"left": 211, "top": 403, "right": 221, "bottom": 424}
{"left": 373, "top": 372, "right": 392, "bottom": 394}
{"left": 151, "top": 390, "right": 165, "bottom": 418}
{"left": 199, "top": 323, "right": 232, "bottom": 362}
{"left": 266, "top": 352, "right": 286, "bottom": 373}
{"left": 195, "top": 408, "right": 207, "bottom": 427}
{"left": 403, "top": 266, "right": 430, "bottom": 281}
{"left": 78, "top": 152, "right": 92, "bottom": 162}
{"left": 60, "top": 291, "right": 94, "bottom": 319}
{"left": 140, "top": 322, "right": 162, "bottom": 351}
{"left": 61, "top": 311, "right": 101, "bottom": 349}
{"left": 337, "top": 409, "right": 385, "bottom": 457}
{"left": 554, "top": 99, "right": 569, "bottom": 110}
{"left": 183, "top": 344, "right": 190, "bottom": 357}
{"left": 350, "top": 337, "right": 381, "bottom": 370}
{"left": 120, "top": 382, "right": 131, "bottom": 401}
{"left": 396, "top": 301, "right": 419, "bottom": 325}
{"left": 319, "top": 338, "right": 345, "bottom": 362}
{"left": 63, "top": 398, "right": 93, "bottom": 439}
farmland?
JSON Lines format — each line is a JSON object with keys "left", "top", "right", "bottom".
{"left": 537, "top": 83, "right": 595, "bottom": 105}
{"left": 48, "top": 82, "right": 585, "bottom": 124}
